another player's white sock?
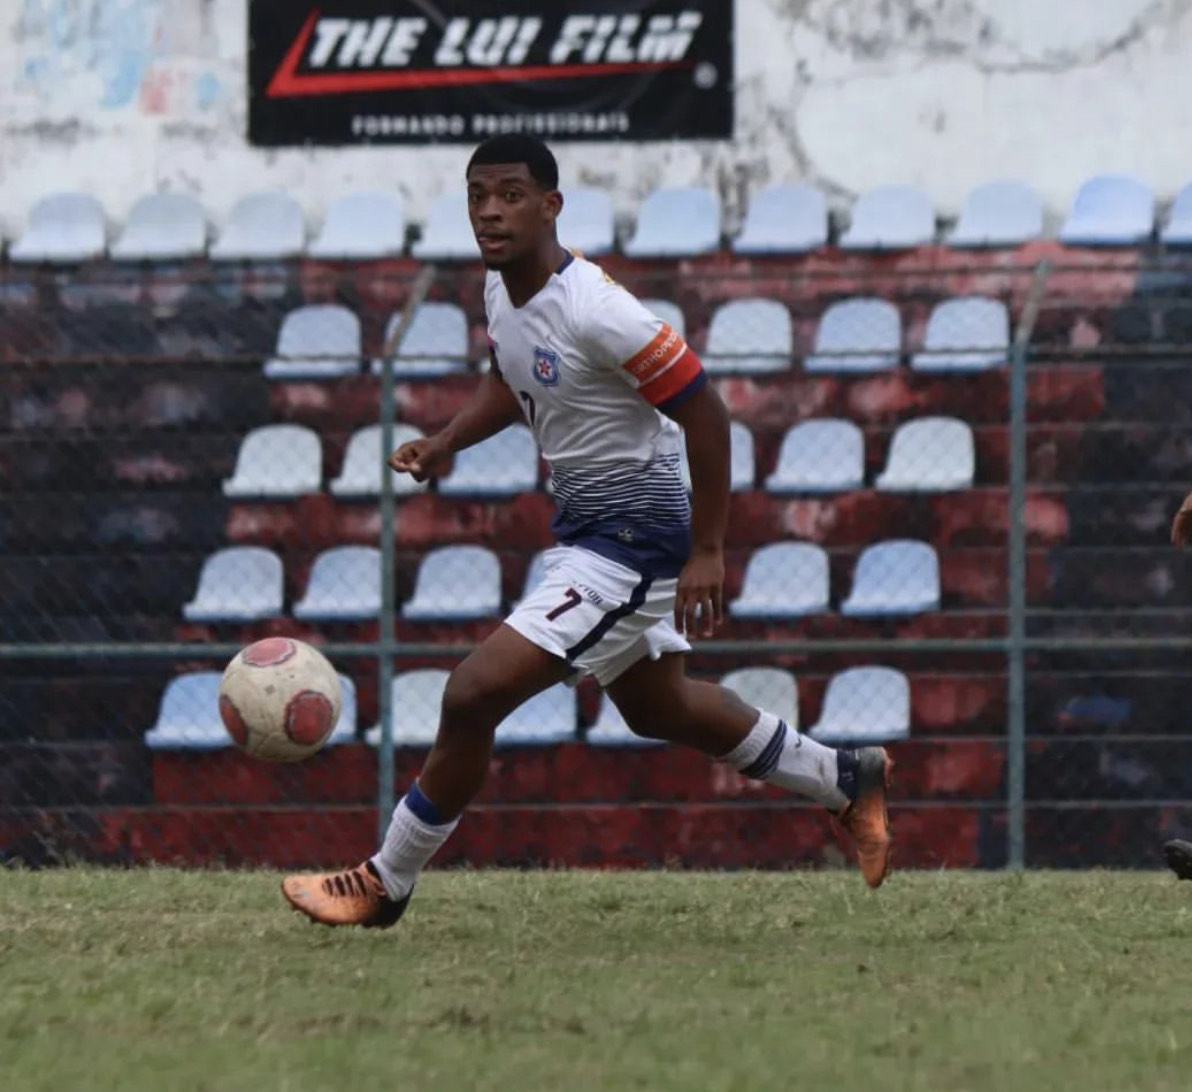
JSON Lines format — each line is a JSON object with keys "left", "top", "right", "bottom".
{"left": 370, "top": 783, "right": 458, "bottom": 900}
{"left": 721, "top": 710, "right": 850, "bottom": 810}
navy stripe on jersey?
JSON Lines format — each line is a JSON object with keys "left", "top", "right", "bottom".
{"left": 551, "top": 453, "right": 690, "bottom": 529}
{"left": 565, "top": 572, "right": 653, "bottom": 661}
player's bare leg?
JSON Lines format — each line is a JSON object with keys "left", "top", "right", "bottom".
{"left": 605, "top": 652, "right": 892, "bottom": 888}
{"left": 282, "top": 625, "right": 570, "bottom": 926}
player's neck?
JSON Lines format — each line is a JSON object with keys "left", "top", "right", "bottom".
{"left": 500, "top": 241, "right": 571, "bottom": 308}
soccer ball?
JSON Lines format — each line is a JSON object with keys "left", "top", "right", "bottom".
{"left": 218, "top": 637, "right": 342, "bottom": 762}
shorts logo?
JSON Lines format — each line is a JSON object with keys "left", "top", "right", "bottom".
{"left": 532, "top": 345, "right": 561, "bottom": 386}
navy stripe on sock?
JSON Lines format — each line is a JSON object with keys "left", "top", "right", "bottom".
{"left": 741, "top": 720, "right": 788, "bottom": 780}
{"left": 404, "top": 782, "right": 444, "bottom": 826}
{"left": 564, "top": 573, "right": 653, "bottom": 662}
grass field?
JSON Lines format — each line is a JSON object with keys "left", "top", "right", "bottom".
{"left": 3, "top": 869, "right": 1192, "bottom": 1091}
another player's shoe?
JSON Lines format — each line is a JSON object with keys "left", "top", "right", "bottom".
{"left": 281, "top": 861, "right": 411, "bottom": 928}
{"left": 837, "top": 746, "right": 893, "bottom": 889}
{"left": 1163, "top": 839, "right": 1192, "bottom": 880}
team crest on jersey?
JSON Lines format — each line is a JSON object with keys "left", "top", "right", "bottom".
{"left": 531, "top": 345, "right": 561, "bottom": 386}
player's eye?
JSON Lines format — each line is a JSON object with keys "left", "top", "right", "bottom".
{"left": 503, "top": 190, "right": 523, "bottom": 203}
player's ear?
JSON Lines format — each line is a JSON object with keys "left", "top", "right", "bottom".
{"left": 544, "top": 188, "right": 563, "bottom": 223}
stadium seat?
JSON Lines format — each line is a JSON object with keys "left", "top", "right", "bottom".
{"left": 910, "top": 296, "right": 1008, "bottom": 373}
{"left": 439, "top": 424, "right": 538, "bottom": 496}
{"left": 143, "top": 672, "right": 228, "bottom": 750}
{"left": 411, "top": 193, "right": 476, "bottom": 260}
{"left": 840, "top": 184, "right": 935, "bottom": 250}
{"left": 764, "top": 419, "right": 864, "bottom": 494}
{"left": 326, "top": 675, "right": 359, "bottom": 745}
{"left": 330, "top": 424, "right": 427, "bottom": 498}
{"left": 1059, "top": 173, "right": 1154, "bottom": 246}
{"left": 209, "top": 192, "right": 305, "bottom": 260}
{"left": 10, "top": 192, "right": 106, "bottom": 263}
{"left": 307, "top": 191, "right": 405, "bottom": 259}
{"left": 495, "top": 683, "right": 577, "bottom": 745}
{"left": 373, "top": 301, "right": 469, "bottom": 377}
{"left": 876, "top": 417, "right": 975, "bottom": 492}
{"left": 809, "top": 666, "right": 910, "bottom": 744}
{"left": 366, "top": 668, "right": 449, "bottom": 747}
{"left": 728, "top": 542, "right": 830, "bottom": 618}
{"left": 1160, "top": 181, "right": 1192, "bottom": 245}
{"left": 518, "top": 549, "right": 550, "bottom": 604}
{"left": 641, "top": 298, "right": 686, "bottom": 337}
{"left": 804, "top": 298, "right": 901, "bottom": 373}
{"left": 623, "top": 186, "right": 720, "bottom": 257}
{"left": 182, "top": 546, "right": 284, "bottom": 623}
{"left": 293, "top": 546, "right": 382, "bottom": 621}
{"left": 587, "top": 692, "right": 664, "bottom": 746}
{"left": 841, "top": 540, "right": 940, "bottom": 617}
{"left": 733, "top": 183, "right": 828, "bottom": 254}
{"left": 556, "top": 187, "right": 615, "bottom": 256}
{"left": 263, "top": 304, "right": 361, "bottom": 380}
{"left": 402, "top": 545, "right": 501, "bottom": 620}
{"left": 681, "top": 420, "right": 755, "bottom": 492}
{"left": 720, "top": 667, "right": 799, "bottom": 727}
{"left": 703, "top": 298, "right": 793, "bottom": 374}
{"left": 948, "top": 180, "right": 1044, "bottom": 247}
{"left": 110, "top": 192, "right": 206, "bottom": 260}
{"left": 222, "top": 424, "right": 322, "bottom": 498}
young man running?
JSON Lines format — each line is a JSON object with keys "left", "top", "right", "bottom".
{"left": 282, "top": 135, "right": 892, "bottom": 927}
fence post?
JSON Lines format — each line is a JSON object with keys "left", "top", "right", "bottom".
{"left": 1007, "top": 260, "right": 1050, "bottom": 869}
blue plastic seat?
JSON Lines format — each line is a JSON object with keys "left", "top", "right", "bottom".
{"left": 733, "top": 184, "right": 828, "bottom": 254}
{"left": 841, "top": 540, "right": 940, "bottom": 617}
{"left": 720, "top": 667, "right": 799, "bottom": 727}
{"left": 876, "top": 417, "right": 975, "bottom": 492}
{"left": 210, "top": 191, "right": 305, "bottom": 260}
{"left": 373, "top": 302, "right": 469, "bottom": 378}
{"left": 804, "top": 298, "right": 901, "bottom": 373}
{"left": 764, "top": 419, "right": 864, "bottom": 494}
{"left": 841, "top": 184, "right": 934, "bottom": 250}
{"left": 809, "top": 666, "right": 910, "bottom": 744}
{"left": 703, "top": 298, "right": 792, "bottom": 375}
{"left": 411, "top": 193, "right": 476, "bottom": 260}
{"left": 439, "top": 425, "right": 538, "bottom": 497}
{"left": 1059, "top": 173, "right": 1154, "bottom": 246}
{"left": 729, "top": 543, "right": 830, "bottom": 619}
{"left": 402, "top": 545, "right": 501, "bottom": 621}
{"left": 910, "top": 296, "right": 1008, "bottom": 373}
{"left": 495, "top": 684, "right": 577, "bottom": 745}
{"left": 624, "top": 186, "right": 720, "bottom": 257}
{"left": 182, "top": 547, "right": 284, "bottom": 623}
{"left": 263, "top": 305, "right": 361, "bottom": 380}
{"left": 222, "top": 424, "right": 322, "bottom": 498}
{"left": 948, "top": 180, "right": 1043, "bottom": 247}
{"left": 10, "top": 192, "right": 107, "bottom": 263}
{"left": 330, "top": 424, "right": 427, "bottom": 498}
{"left": 308, "top": 191, "right": 405, "bottom": 259}
{"left": 557, "top": 187, "right": 615, "bottom": 256}
{"left": 293, "top": 546, "right": 382, "bottom": 621}
{"left": 111, "top": 193, "right": 207, "bottom": 260}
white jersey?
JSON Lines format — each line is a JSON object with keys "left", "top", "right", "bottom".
{"left": 485, "top": 253, "right": 705, "bottom": 577}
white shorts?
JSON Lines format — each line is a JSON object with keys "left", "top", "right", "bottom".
{"left": 505, "top": 545, "right": 691, "bottom": 687}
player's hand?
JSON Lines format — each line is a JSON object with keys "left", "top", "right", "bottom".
{"left": 675, "top": 545, "right": 725, "bottom": 638}
{"left": 1172, "top": 490, "right": 1192, "bottom": 546}
{"left": 387, "top": 434, "right": 452, "bottom": 482}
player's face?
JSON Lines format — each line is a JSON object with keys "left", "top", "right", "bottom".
{"left": 466, "top": 163, "right": 560, "bottom": 269}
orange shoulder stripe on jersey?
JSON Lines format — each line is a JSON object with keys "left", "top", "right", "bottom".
{"left": 621, "top": 323, "right": 687, "bottom": 385}
{"left": 638, "top": 346, "right": 702, "bottom": 406}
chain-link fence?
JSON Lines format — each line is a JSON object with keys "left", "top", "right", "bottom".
{"left": 2, "top": 254, "right": 1181, "bottom": 872}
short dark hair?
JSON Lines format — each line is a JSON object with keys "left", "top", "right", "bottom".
{"left": 466, "top": 134, "right": 558, "bottom": 190}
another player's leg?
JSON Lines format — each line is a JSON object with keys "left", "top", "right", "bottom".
{"left": 605, "top": 652, "right": 892, "bottom": 887}
{"left": 282, "top": 625, "right": 570, "bottom": 927}
{"left": 1164, "top": 839, "right": 1192, "bottom": 879}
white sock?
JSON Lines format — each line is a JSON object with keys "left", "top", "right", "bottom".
{"left": 370, "top": 790, "right": 459, "bottom": 900}
{"left": 721, "top": 710, "right": 849, "bottom": 810}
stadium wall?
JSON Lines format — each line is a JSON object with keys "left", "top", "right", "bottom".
{"left": 2, "top": 0, "right": 1191, "bottom": 234}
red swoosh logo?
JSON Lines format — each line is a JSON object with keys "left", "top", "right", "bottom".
{"left": 266, "top": 11, "right": 687, "bottom": 98}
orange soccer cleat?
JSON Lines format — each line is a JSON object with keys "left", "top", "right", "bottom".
{"left": 281, "top": 861, "right": 411, "bottom": 928}
{"left": 838, "top": 747, "right": 893, "bottom": 889}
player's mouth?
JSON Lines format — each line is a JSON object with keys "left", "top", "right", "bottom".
{"left": 476, "top": 232, "right": 512, "bottom": 257}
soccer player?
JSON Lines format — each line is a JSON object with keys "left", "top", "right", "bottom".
{"left": 281, "top": 135, "right": 892, "bottom": 928}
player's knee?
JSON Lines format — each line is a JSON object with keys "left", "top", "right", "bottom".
{"left": 440, "top": 660, "right": 518, "bottom": 733}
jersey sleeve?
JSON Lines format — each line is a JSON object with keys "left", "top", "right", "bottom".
{"left": 579, "top": 275, "right": 705, "bottom": 411}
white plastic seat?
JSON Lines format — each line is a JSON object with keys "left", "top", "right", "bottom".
{"left": 809, "top": 666, "right": 910, "bottom": 744}
{"left": 729, "top": 542, "right": 830, "bottom": 619}
{"left": 330, "top": 424, "right": 427, "bottom": 498}
{"left": 586, "top": 693, "right": 664, "bottom": 746}
{"left": 373, "top": 302, "right": 469, "bottom": 377}
{"left": 1059, "top": 173, "right": 1154, "bottom": 246}
{"left": 366, "top": 668, "right": 450, "bottom": 748}
{"left": 720, "top": 667, "right": 799, "bottom": 727}
{"left": 110, "top": 193, "right": 207, "bottom": 260}
{"left": 841, "top": 540, "right": 940, "bottom": 617}
{"left": 222, "top": 424, "right": 322, "bottom": 498}
{"left": 703, "top": 298, "right": 792, "bottom": 374}
{"left": 1161, "top": 181, "right": 1192, "bottom": 245}
{"left": 439, "top": 425, "right": 538, "bottom": 496}
{"left": 765, "top": 419, "right": 864, "bottom": 494}
{"left": 412, "top": 193, "right": 476, "bottom": 260}
{"left": 948, "top": 180, "right": 1044, "bottom": 247}
{"left": 680, "top": 420, "right": 755, "bottom": 492}
{"left": 210, "top": 192, "right": 305, "bottom": 260}
{"left": 10, "top": 192, "right": 107, "bottom": 263}
{"left": 144, "top": 672, "right": 228, "bottom": 750}
{"left": 804, "top": 298, "right": 901, "bottom": 373}
{"left": 911, "top": 296, "right": 1008, "bottom": 373}
{"left": 402, "top": 545, "right": 501, "bottom": 620}
{"left": 308, "top": 191, "right": 405, "bottom": 259}
{"left": 264, "top": 304, "right": 361, "bottom": 380}
{"left": 557, "top": 188, "right": 615, "bottom": 256}
{"left": 841, "top": 184, "right": 935, "bottom": 250}
{"left": 641, "top": 298, "right": 686, "bottom": 337}
{"left": 325, "top": 675, "right": 359, "bottom": 746}
{"left": 182, "top": 547, "right": 284, "bottom": 622}
{"left": 876, "top": 417, "right": 975, "bottom": 492}
{"left": 293, "top": 546, "right": 382, "bottom": 621}
{"left": 623, "top": 186, "right": 720, "bottom": 257}
{"left": 733, "top": 184, "right": 828, "bottom": 254}
{"left": 495, "top": 684, "right": 577, "bottom": 745}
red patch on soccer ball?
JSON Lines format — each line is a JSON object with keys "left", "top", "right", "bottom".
{"left": 285, "top": 690, "right": 335, "bottom": 746}
{"left": 242, "top": 637, "right": 296, "bottom": 668}
{"left": 219, "top": 695, "right": 249, "bottom": 747}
